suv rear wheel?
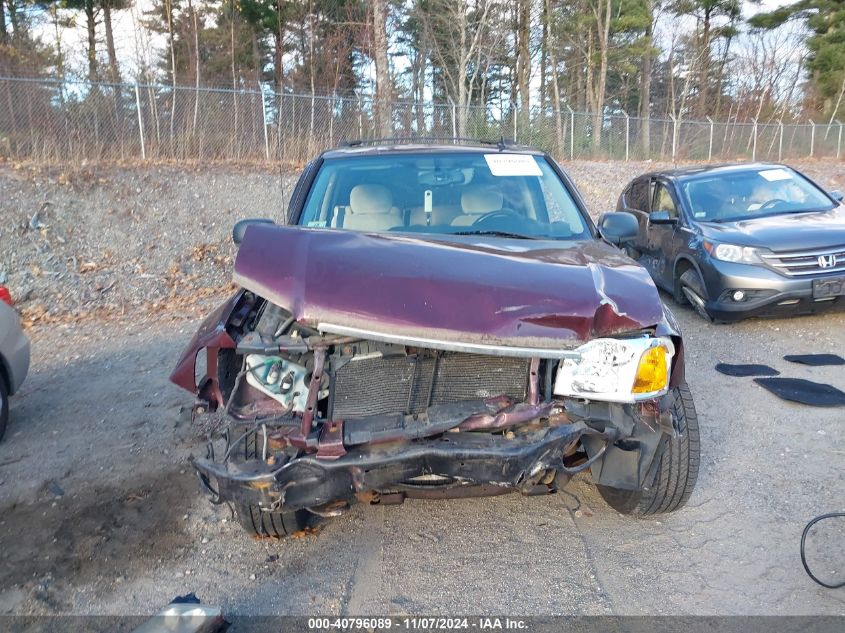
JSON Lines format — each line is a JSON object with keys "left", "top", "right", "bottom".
{"left": 597, "top": 384, "right": 700, "bottom": 515}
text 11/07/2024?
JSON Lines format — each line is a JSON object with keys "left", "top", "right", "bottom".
{"left": 307, "top": 617, "right": 528, "bottom": 630}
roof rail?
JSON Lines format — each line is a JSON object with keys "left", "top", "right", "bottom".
{"left": 338, "top": 136, "right": 519, "bottom": 151}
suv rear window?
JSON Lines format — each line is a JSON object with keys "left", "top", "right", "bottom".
{"left": 298, "top": 152, "right": 589, "bottom": 240}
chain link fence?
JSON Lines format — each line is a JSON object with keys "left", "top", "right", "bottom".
{"left": 1, "top": 76, "right": 843, "bottom": 164}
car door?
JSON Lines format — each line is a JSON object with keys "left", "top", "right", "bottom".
{"left": 619, "top": 177, "right": 651, "bottom": 258}
{"left": 645, "top": 179, "right": 682, "bottom": 290}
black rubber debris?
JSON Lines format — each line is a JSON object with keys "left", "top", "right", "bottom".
{"left": 784, "top": 353, "right": 845, "bottom": 367}
{"left": 716, "top": 363, "right": 780, "bottom": 377}
{"left": 754, "top": 377, "right": 845, "bottom": 407}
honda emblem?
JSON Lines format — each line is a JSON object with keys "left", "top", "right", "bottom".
{"left": 818, "top": 254, "right": 837, "bottom": 269}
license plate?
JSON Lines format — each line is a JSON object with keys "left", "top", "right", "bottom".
{"left": 813, "top": 276, "right": 845, "bottom": 299}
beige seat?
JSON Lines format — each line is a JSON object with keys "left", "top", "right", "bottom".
{"left": 450, "top": 185, "right": 504, "bottom": 226}
{"left": 409, "top": 204, "right": 462, "bottom": 226}
{"left": 341, "top": 184, "right": 403, "bottom": 231}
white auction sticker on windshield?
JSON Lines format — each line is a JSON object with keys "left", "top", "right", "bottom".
{"left": 759, "top": 168, "right": 792, "bottom": 182}
{"left": 484, "top": 153, "right": 542, "bottom": 177}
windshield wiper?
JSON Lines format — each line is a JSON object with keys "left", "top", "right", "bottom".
{"left": 452, "top": 230, "right": 537, "bottom": 239}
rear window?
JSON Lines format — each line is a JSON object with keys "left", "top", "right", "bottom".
{"left": 298, "top": 152, "right": 590, "bottom": 240}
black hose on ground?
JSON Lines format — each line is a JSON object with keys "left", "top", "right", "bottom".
{"left": 801, "top": 512, "right": 845, "bottom": 589}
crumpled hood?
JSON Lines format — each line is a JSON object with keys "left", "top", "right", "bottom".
{"left": 698, "top": 207, "right": 845, "bottom": 251}
{"left": 233, "top": 225, "right": 665, "bottom": 349}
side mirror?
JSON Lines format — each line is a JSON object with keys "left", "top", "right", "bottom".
{"left": 829, "top": 190, "right": 843, "bottom": 203}
{"left": 598, "top": 212, "right": 639, "bottom": 245}
{"left": 649, "top": 210, "right": 678, "bottom": 225}
{"left": 233, "top": 218, "right": 275, "bottom": 245}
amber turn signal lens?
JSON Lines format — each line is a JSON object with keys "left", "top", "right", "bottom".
{"left": 632, "top": 345, "right": 669, "bottom": 394}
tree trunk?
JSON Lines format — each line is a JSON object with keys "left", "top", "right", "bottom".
{"left": 273, "top": 33, "right": 284, "bottom": 93}
{"left": 591, "top": 0, "right": 611, "bottom": 155}
{"left": 372, "top": 0, "right": 392, "bottom": 137}
{"left": 274, "top": 0, "right": 285, "bottom": 94}
{"left": 458, "top": 77, "right": 468, "bottom": 138}
{"left": 638, "top": 3, "right": 654, "bottom": 158}
{"left": 85, "top": 0, "right": 98, "bottom": 83}
{"left": 103, "top": 4, "right": 120, "bottom": 84}
{"left": 713, "top": 31, "right": 734, "bottom": 120}
{"left": 414, "top": 49, "right": 426, "bottom": 134}
{"left": 190, "top": 0, "right": 200, "bottom": 134}
{"left": 456, "top": 7, "right": 468, "bottom": 137}
{"left": 165, "top": 0, "right": 177, "bottom": 144}
{"left": 52, "top": 5, "right": 65, "bottom": 84}
{"left": 231, "top": 0, "right": 239, "bottom": 157}
{"left": 102, "top": 2, "right": 123, "bottom": 131}
{"left": 539, "top": 0, "right": 547, "bottom": 112}
{"left": 696, "top": 9, "right": 712, "bottom": 118}
{"left": 544, "top": 0, "right": 565, "bottom": 157}
{"left": 252, "top": 28, "right": 261, "bottom": 84}
{"left": 516, "top": 0, "right": 531, "bottom": 133}
{"left": 0, "top": 0, "right": 7, "bottom": 43}
{"left": 7, "top": 0, "right": 16, "bottom": 37}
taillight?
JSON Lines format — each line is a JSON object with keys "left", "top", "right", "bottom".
{"left": 0, "top": 287, "right": 12, "bottom": 306}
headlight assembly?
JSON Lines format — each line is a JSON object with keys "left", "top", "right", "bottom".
{"left": 554, "top": 337, "right": 675, "bottom": 403}
{"left": 705, "top": 242, "right": 765, "bottom": 264}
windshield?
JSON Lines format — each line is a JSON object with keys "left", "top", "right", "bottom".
{"left": 298, "top": 152, "right": 590, "bottom": 239}
{"left": 680, "top": 167, "right": 835, "bottom": 223}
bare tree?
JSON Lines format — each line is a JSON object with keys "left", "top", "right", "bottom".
{"left": 372, "top": 0, "right": 392, "bottom": 137}
{"left": 420, "top": 0, "right": 503, "bottom": 137}
{"left": 102, "top": 1, "right": 123, "bottom": 85}
{"left": 639, "top": 0, "right": 659, "bottom": 157}
{"left": 544, "top": 0, "right": 565, "bottom": 154}
{"left": 586, "top": 0, "right": 611, "bottom": 154}
{"left": 515, "top": 0, "right": 530, "bottom": 133}
{"left": 0, "top": 0, "right": 7, "bottom": 43}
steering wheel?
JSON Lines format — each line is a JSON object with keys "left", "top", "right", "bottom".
{"left": 471, "top": 209, "right": 519, "bottom": 226}
{"left": 760, "top": 198, "right": 788, "bottom": 210}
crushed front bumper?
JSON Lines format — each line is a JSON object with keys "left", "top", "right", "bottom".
{"left": 192, "top": 420, "right": 624, "bottom": 512}
{"left": 189, "top": 390, "right": 677, "bottom": 513}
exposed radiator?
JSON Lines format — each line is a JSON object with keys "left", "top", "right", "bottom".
{"left": 331, "top": 352, "right": 530, "bottom": 418}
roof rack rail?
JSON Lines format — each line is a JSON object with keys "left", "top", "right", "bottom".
{"left": 338, "top": 136, "right": 519, "bottom": 151}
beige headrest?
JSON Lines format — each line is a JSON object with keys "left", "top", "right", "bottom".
{"left": 461, "top": 186, "right": 503, "bottom": 214}
{"left": 350, "top": 184, "right": 393, "bottom": 214}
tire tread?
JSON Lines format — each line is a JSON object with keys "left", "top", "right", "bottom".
{"left": 598, "top": 384, "right": 700, "bottom": 516}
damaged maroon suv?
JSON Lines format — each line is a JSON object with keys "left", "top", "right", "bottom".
{"left": 171, "top": 141, "right": 700, "bottom": 538}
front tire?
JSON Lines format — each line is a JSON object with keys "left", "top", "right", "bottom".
{"left": 234, "top": 501, "right": 309, "bottom": 539}
{"left": 231, "top": 427, "right": 309, "bottom": 538}
{"left": 678, "top": 269, "right": 713, "bottom": 322}
{"left": 0, "top": 378, "right": 8, "bottom": 441}
{"left": 597, "top": 384, "right": 700, "bottom": 516}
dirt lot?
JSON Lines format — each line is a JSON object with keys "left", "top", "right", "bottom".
{"left": 0, "top": 161, "right": 843, "bottom": 617}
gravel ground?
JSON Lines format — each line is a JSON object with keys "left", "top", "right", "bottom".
{"left": 0, "top": 305, "right": 842, "bottom": 617}
{"left": 0, "top": 160, "right": 843, "bottom": 618}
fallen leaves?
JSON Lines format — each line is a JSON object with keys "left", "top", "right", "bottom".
{"left": 290, "top": 526, "right": 320, "bottom": 539}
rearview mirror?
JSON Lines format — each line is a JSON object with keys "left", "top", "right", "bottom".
{"left": 233, "top": 218, "right": 275, "bottom": 245}
{"left": 830, "top": 190, "right": 843, "bottom": 203}
{"left": 649, "top": 210, "right": 677, "bottom": 225}
{"left": 598, "top": 212, "right": 638, "bottom": 245}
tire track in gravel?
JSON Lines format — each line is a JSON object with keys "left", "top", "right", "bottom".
{"left": 342, "top": 504, "right": 386, "bottom": 615}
